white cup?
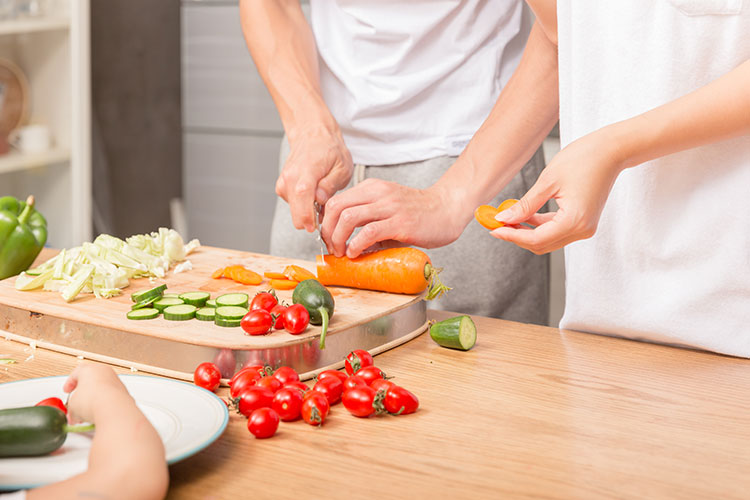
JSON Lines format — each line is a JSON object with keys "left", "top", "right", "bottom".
{"left": 9, "top": 124, "right": 52, "bottom": 154}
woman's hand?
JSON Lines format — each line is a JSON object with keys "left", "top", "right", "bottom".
{"left": 492, "top": 126, "right": 627, "bottom": 254}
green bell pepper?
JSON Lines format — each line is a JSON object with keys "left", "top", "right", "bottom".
{"left": 0, "top": 195, "right": 48, "bottom": 280}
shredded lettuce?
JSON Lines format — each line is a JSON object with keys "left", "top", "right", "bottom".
{"left": 17, "top": 228, "right": 200, "bottom": 302}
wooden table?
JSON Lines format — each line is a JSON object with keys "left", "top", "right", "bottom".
{"left": 2, "top": 311, "right": 750, "bottom": 499}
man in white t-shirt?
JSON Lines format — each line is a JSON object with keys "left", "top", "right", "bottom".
{"left": 239, "top": 0, "right": 550, "bottom": 324}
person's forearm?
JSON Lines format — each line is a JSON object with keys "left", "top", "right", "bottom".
{"left": 433, "top": 21, "right": 560, "bottom": 223}
{"left": 239, "top": 0, "right": 338, "bottom": 141}
{"left": 611, "top": 59, "right": 750, "bottom": 170}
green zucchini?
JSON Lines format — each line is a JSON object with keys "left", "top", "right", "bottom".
{"left": 0, "top": 406, "right": 94, "bottom": 457}
{"left": 215, "top": 293, "right": 248, "bottom": 308}
{"left": 292, "top": 279, "right": 334, "bottom": 349}
{"left": 163, "top": 304, "right": 197, "bottom": 321}
{"left": 195, "top": 307, "right": 216, "bottom": 321}
{"left": 131, "top": 284, "right": 167, "bottom": 303}
{"left": 179, "top": 291, "right": 210, "bottom": 307}
{"left": 429, "top": 315, "right": 477, "bottom": 351}
{"left": 126, "top": 308, "right": 160, "bottom": 320}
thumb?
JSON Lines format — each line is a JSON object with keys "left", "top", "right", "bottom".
{"left": 495, "top": 182, "right": 551, "bottom": 225}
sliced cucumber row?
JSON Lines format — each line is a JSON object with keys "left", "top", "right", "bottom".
{"left": 127, "top": 290, "right": 248, "bottom": 328}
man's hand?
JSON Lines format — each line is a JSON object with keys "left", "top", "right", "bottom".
{"left": 320, "top": 179, "right": 467, "bottom": 258}
{"left": 278, "top": 124, "right": 353, "bottom": 232}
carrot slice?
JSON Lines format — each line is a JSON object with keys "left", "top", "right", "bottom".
{"left": 474, "top": 199, "right": 518, "bottom": 230}
{"left": 211, "top": 267, "right": 226, "bottom": 279}
{"left": 234, "top": 268, "right": 263, "bottom": 286}
{"left": 263, "top": 271, "right": 288, "bottom": 280}
{"left": 223, "top": 265, "right": 244, "bottom": 281}
{"left": 270, "top": 279, "right": 298, "bottom": 291}
{"left": 283, "top": 265, "right": 316, "bottom": 282}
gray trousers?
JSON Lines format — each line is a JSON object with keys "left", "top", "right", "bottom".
{"left": 270, "top": 140, "right": 549, "bottom": 325}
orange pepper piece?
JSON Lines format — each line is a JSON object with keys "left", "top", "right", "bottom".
{"left": 263, "top": 271, "right": 288, "bottom": 280}
{"left": 270, "top": 279, "right": 298, "bottom": 291}
{"left": 284, "top": 264, "right": 316, "bottom": 282}
{"left": 211, "top": 267, "right": 226, "bottom": 279}
{"left": 474, "top": 199, "right": 518, "bottom": 230}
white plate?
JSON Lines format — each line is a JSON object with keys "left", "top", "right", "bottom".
{"left": 0, "top": 374, "right": 228, "bottom": 491}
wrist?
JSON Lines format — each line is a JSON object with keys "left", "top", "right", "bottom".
{"left": 285, "top": 107, "right": 341, "bottom": 145}
{"left": 604, "top": 119, "right": 647, "bottom": 172}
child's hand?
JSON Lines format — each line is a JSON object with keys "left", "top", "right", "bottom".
{"left": 63, "top": 363, "right": 131, "bottom": 424}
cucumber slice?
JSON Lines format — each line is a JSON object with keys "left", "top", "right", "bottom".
{"left": 153, "top": 297, "right": 185, "bottom": 312}
{"left": 215, "top": 306, "right": 248, "bottom": 321}
{"left": 206, "top": 299, "right": 217, "bottom": 308}
{"left": 131, "top": 284, "right": 167, "bottom": 303}
{"left": 195, "top": 307, "right": 216, "bottom": 321}
{"left": 126, "top": 308, "right": 160, "bottom": 320}
{"left": 179, "top": 291, "right": 210, "bottom": 307}
{"left": 215, "top": 317, "right": 242, "bottom": 328}
{"left": 215, "top": 293, "right": 249, "bottom": 308}
{"left": 162, "top": 292, "right": 181, "bottom": 298}
{"left": 131, "top": 295, "right": 159, "bottom": 311}
{"left": 163, "top": 304, "right": 197, "bottom": 321}
{"left": 429, "top": 315, "right": 477, "bottom": 351}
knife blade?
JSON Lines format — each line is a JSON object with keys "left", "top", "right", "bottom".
{"left": 313, "top": 201, "right": 326, "bottom": 256}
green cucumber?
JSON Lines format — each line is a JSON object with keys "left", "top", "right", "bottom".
{"left": 215, "top": 317, "right": 242, "bottom": 328}
{"left": 0, "top": 406, "right": 94, "bottom": 457}
{"left": 162, "top": 292, "right": 181, "bottom": 299}
{"left": 206, "top": 299, "right": 217, "bottom": 308}
{"left": 429, "top": 315, "right": 477, "bottom": 351}
{"left": 126, "top": 308, "right": 160, "bottom": 320}
{"left": 179, "top": 291, "right": 210, "bottom": 307}
{"left": 131, "top": 284, "right": 167, "bottom": 303}
{"left": 195, "top": 307, "right": 216, "bottom": 321}
{"left": 153, "top": 297, "right": 185, "bottom": 312}
{"left": 215, "top": 293, "right": 248, "bottom": 308}
{"left": 215, "top": 306, "right": 248, "bottom": 321}
{"left": 292, "top": 279, "right": 334, "bottom": 349}
{"left": 130, "top": 294, "right": 159, "bottom": 310}
{"left": 163, "top": 304, "right": 197, "bottom": 321}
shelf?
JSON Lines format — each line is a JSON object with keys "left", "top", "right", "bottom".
{"left": 0, "top": 147, "right": 70, "bottom": 174}
{"left": 0, "top": 17, "right": 69, "bottom": 36}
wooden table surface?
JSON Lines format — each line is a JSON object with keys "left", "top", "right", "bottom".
{"left": 3, "top": 310, "right": 750, "bottom": 499}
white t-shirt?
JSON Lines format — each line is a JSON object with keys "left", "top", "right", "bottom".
{"left": 309, "top": 0, "right": 531, "bottom": 165}
{"left": 558, "top": 0, "right": 750, "bottom": 356}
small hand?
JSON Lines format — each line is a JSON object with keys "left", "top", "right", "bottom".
{"left": 276, "top": 124, "right": 353, "bottom": 232}
{"left": 491, "top": 128, "right": 626, "bottom": 254}
{"left": 320, "top": 179, "right": 466, "bottom": 258}
{"left": 63, "top": 363, "right": 131, "bottom": 424}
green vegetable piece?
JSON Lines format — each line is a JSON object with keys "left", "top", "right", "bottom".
{"left": 162, "top": 304, "right": 197, "bottom": 321}
{"left": 179, "top": 291, "right": 210, "bottom": 307}
{"left": 131, "top": 284, "right": 167, "bottom": 303}
{"left": 429, "top": 315, "right": 477, "bottom": 351}
{"left": 153, "top": 297, "right": 184, "bottom": 312}
{"left": 0, "top": 406, "right": 94, "bottom": 457}
{"left": 0, "top": 195, "right": 48, "bottom": 281}
{"left": 126, "top": 308, "right": 159, "bottom": 320}
{"left": 195, "top": 307, "right": 216, "bottom": 321}
{"left": 292, "top": 279, "right": 334, "bottom": 349}
{"left": 215, "top": 293, "right": 248, "bottom": 308}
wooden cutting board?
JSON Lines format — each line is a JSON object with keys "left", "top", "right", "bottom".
{"left": 0, "top": 246, "right": 427, "bottom": 380}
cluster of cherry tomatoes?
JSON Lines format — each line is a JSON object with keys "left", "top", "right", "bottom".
{"left": 241, "top": 291, "right": 310, "bottom": 336}
{"left": 192, "top": 349, "right": 419, "bottom": 439}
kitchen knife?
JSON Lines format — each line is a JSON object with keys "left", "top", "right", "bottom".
{"left": 313, "top": 201, "right": 326, "bottom": 256}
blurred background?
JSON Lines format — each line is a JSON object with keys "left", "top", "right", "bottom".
{"left": 0, "top": 0, "right": 564, "bottom": 324}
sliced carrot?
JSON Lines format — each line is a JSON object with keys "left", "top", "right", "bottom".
{"left": 234, "top": 268, "right": 263, "bottom": 286}
{"left": 316, "top": 247, "right": 450, "bottom": 299}
{"left": 263, "top": 271, "right": 288, "bottom": 280}
{"left": 211, "top": 267, "right": 226, "bottom": 279}
{"left": 269, "top": 279, "right": 298, "bottom": 291}
{"left": 223, "top": 265, "right": 244, "bottom": 281}
{"left": 283, "top": 264, "right": 316, "bottom": 282}
{"left": 474, "top": 199, "right": 518, "bottom": 231}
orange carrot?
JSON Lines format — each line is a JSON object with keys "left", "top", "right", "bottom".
{"left": 283, "top": 264, "right": 316, "bottom": 282}
{"left": 264, "top": 271, "right": 288, "bottom": 280}
{"left": 223, "top": 265, "right": 244, "bottom": 281}
{"left": 474, "top": 199, "right": 518, "bottom": 231}
{"left": 316, "top": 247, "right": 449, "bottom": 299}
{"left": 270, "top": 279, "right": 298, "bottom": 290}
{"left": 234, "top": 268, "right": 263, "bottom": 286}
{"left": 211, "top": 267, "right": 226, "bottom": 279}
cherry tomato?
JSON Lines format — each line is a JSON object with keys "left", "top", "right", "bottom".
{"left": 384, "top": 386, "right": 419, "bottom": 415}
{"left": 247, "top": 407, "right": 279, "bottom": 439}
{"left": 193, "top": 362, "right": 221, "bottom": 392}
{"left": 270, "top": 304, "right": 287, "bottom": 330}
{"left": 255, "top": 375, "right": 282, "bottom": 393}
{"left": 343, "top": 375, "right": 369, "bottom": 392}
{"left": 344, "top": 349, "right": 374, "bottom": 375}
{"left": 35, "top": 397, "right": 67, "bottom": 415}
{"left": 241, "top": 310, "right": 274, "bottom": 336}
{"left": 370, "top": 378, "right": 397, "bottom": 394}
{"left": 230, "top": 370, "right": 262, "bottom": 398}
{"left": 250, "top": 291, "right": 278, "bottom": 313}
{"left": 357, "top": 366, "right": 386, "bottom": 386}
{"left": 301, "top": 392, "right": 330, "bottom": 426}
{"left": 235, "top": 386, "right": 274, "bottom": 417}
{"left": 317, "top": 370, "right": 348, "bottom": 385}
{"left": 273, "top": 366, "right": 300, "bottom": 386}
{"left": 312, "top": 377, "right": 343, "bottom": 405}
{"left": 342, "top": 386, "right": 379, "bottom": 418}
{"left": 283, "top": 381, "right": 309, "bottom": 393}
{"left": 272, "top": 387, "right": 304, "bottom": 421}
{"left": 283, "top": 304, "right": 310, "bottom": 334}
{"left": 229, "top": 365, "right": 265, "bottom": 387}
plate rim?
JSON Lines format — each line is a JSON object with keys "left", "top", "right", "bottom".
{"left": 0, "top": 374, "right": 229, "bottom": 491}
